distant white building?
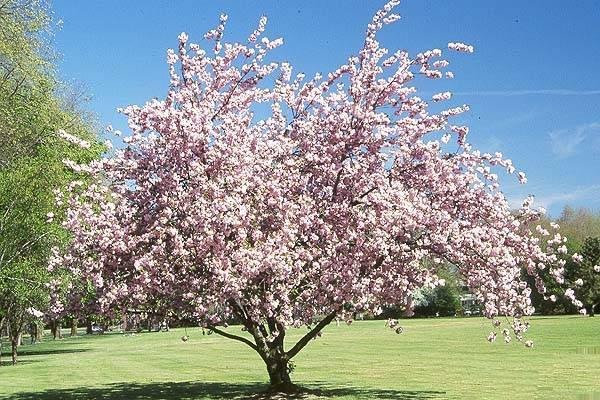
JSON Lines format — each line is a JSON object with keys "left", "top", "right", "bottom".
{"left": 460, "top": 293, "right": 479, "bottom": 315}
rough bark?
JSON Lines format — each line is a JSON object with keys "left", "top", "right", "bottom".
{"left": 86, "top": 319, "right": 92, "bottom": 334}
{"left": 264, "top": 345, "right": 294, "bottom": 392}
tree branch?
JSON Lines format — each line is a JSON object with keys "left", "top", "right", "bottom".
{"left": 286, "top": 310, "right": 338, "bottom": 359}
{"left": 207, "top": 325, "right": 258, "bottom": 352}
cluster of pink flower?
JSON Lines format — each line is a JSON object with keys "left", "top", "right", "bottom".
{"left": 488, "top": 318, "right": 533, "bottom": 347}
{"left": 447, "top": 42, "right": 475, "bottom": 53}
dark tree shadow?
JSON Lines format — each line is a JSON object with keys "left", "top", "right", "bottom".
{"left": 0, "top": 359, "right": 39, "bottom": 366}
{"left": 4, "top": 381, "right": 446, "bottom": 400}
{"left": 17, "top": 348, "right": 89, "bottom": 357}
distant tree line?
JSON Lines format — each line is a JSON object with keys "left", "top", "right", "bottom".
{"left": 0, "top": 0, "right": 102, "bottom": 364}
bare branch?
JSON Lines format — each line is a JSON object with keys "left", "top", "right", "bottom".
{"left": 207, "top": 325, "right": 258, "bottom": 352}
{"left": 286, "top": 309, "right": 338, "bottom": 359}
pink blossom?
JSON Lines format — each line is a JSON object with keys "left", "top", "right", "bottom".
{"left": 432, "top": 91, "right": 452, "bottom": 102}
{"left": 448, "top": 42, "right": 474, "bottom": 53}
{"left": 517, "top": 172, "right": 527, "bottom": 184}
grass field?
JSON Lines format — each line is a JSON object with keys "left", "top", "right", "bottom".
{"left": 1, "top": 316, "right": 599, "bottom": 399}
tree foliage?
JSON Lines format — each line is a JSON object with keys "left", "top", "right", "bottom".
{"left": 526, "top": 207, "right": 600, "bottom": 315}
{"left": 0, "top": 0, "right": 101, "bottom": 365}
{"left": 413, "top": 268, "right": 462, "bottom": 317}
{"left": 565, "top": 237, "right": 600, "bottom": 316}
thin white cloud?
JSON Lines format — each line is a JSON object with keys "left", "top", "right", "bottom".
{"left": 484, "top": 135, "right": 503, "bottom": 152}
{"left": 454, "top": 89, "right": 600, "bottom": 97}
{"left": 505, "top": 185, "right": 600, "bottom": 212}
{"left": 534, "top": 185, "right": 600, "bottom": 210}
{"left": 548, "top": 122, "right": 600, "bottom": 158}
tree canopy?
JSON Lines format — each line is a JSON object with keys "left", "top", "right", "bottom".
{"left": 52, "top": 1, "right": 579, "bottom": 391}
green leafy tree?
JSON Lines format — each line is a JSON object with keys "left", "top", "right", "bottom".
{"left": 413, "top": 267, "right": 462, "bottom": 317}
{"left": 565, "top": 237, "right": 600, "bottom": 316}
{"left": 526, "top": 207, "right": 600, "bottom": 315}
{"left": 0, "top": 0, "right": 102, "bottom": 364}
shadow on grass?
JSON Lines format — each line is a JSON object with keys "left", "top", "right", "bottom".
{"left": 17, "top": 348, "right": 89, "bottom": 357}
{"left": 0, "top": 359, "right": 39, "bottom": 366}
{"left": 5, "top": 381, "right": 446, "bottom": 400}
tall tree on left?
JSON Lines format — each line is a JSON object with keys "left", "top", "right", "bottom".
{"left": 0, "top": 0, "right": 103, "bottom": 364}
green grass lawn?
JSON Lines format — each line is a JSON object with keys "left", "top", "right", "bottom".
{"left": 0, "top": 316, "right": 599, "bottom": 399}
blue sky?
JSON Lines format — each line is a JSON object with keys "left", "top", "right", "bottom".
{"left": 52, "top": 1, "right": 600, "bottom": 216}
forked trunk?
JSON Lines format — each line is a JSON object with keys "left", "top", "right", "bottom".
{"left": 209, "top": 308, "right": 338, "bottom": 393}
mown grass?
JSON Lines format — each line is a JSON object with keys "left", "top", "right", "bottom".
{"left": 1, "top": 316, "right": 599, "bottom": 399}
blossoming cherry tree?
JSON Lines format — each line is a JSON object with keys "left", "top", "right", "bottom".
{"left": 54, "top": 2, "right": 577, "bottom": 391}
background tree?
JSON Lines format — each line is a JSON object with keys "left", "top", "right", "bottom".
{"left": 0, "top": 0, "right": 102, "bottom": 364}
{"left": 526, "top": 207, "right": 600, "bottom": 315}
{"left": 557, "top": 207, "right": 600, "bottom": 251}
{"left": 54, "top": 2, "right": 578, "bottom": 392}
{"left": 413, "top": 267, "right": 462, "bottom": 317}
{"left": 564, "top": 237, "right": 600, "bottom": 316}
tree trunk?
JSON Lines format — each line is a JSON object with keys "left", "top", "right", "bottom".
{"left": 50, "top": 320, "right": 58, "bottom": 339}
{"left": 70, "top": 319, "right": 78, "bottom": 336}
{"left": 264, "top": 348, "right": 295, "bottom": 392}
{"left": 36, "top": 321, "right": 43, "bottom": 342}
{"left": 16, "top": 332, "right": 22, "bottom": 346}
{"left": 11, "top": 337, "right": 18, "bottom": 365}
{"left": 51, "top": 320, "right": 62, "bottom": 340}
{"left": 0, "top": 316, "right": 4, "bottom": 365}
{"left": 86, "top": 319, "right": 93, "bottom": 334}
{"left": 208, "top": 307, "right": 337, "bottom": 393}
{"left": 122, "top": 308, "right": 128, "bottom": 332}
